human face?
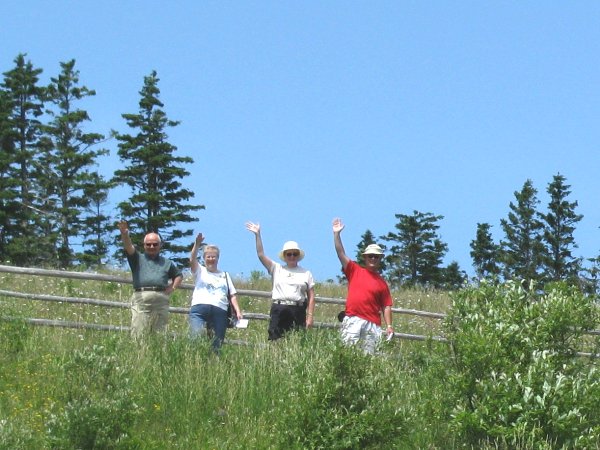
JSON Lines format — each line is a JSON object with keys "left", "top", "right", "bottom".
{"left": 143, "top": 234, "right": 161, "bottom": 257}
{"left": 284, "top": 250, "right": 300, "bottom": 267}
{"left": 204, "top": 250, "right": 219, "bottom": 270}
{"left": 363, "top": 253, "right": 382, "bottom": 271}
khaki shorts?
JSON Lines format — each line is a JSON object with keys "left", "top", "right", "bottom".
{"left": 130, "top": 291, "right": 169, "bottom": 338}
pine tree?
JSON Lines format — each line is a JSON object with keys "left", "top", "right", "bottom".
{"left": 441, "top": 261, "right": 467, "bottom": 290}
{"left": 36, "top": 59, "right": 109, "bottom": 268}
{"left": 499, "top": 179, "right": 545, "bottom": 283}
{"left": 0, "top": 89, "right": 15, "bottom": 257}
{"left": 112, "top": 71, "right": 204, "bottom": 264}
{"left": 470, "top": 222, "right": 500, "bottom": 279}
{"left": 381, "top": 210, "right": 448, "bottom": 288}
{"left": 0, "top": 54, "right": 46, "bottom": 265}
{"left": 539, "top": 173, "right": 583, "bottom": 283}
{"left": 80, "top": 173, "right": 114, "bottom": 268}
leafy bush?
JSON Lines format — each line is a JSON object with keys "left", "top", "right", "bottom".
{"left": 443, "top": 281, "right": 600, "bottom": 448}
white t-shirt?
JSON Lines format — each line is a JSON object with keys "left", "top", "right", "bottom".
{"left": 269, "top": 263, "right": 315, "bottom": 302}
{"left": 190, "top": 265, "right": 237, "bottom": 311}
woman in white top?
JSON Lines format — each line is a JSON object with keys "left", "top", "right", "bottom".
{"left": 189, "top": 232, "right": 242, "bottom": 352}
{"left": 245, "top": 222, "right": 316, "bottom": 341}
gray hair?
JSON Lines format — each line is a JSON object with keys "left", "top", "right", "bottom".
{"left": 203, "top": 244, "right": 220, "bottom": 257}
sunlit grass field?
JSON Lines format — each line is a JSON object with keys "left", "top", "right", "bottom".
{"left": 0, "top": 269, "right": 455, "bottom": 449}
{"left": 7, "top": 270, "right": 596, "bottom": 448}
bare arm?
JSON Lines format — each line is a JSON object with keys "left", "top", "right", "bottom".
{"left": 332, "top": 218, "right": 350, "bottom": 270}
{"left": 230, "top": 294, "right": 243, "bottom": 320}
{"left": 165, "top": 274, "right": 183, "bottom": 296}
{"left": 118, "top": 220, "right": 135, "bottom": 256}
{"left": 305, "top": 286, "right": 316, "bottom": 328}
{"left": 383, "top": 305, "right": 393, "bottom": 337}
{"left": 245, "top": 222, "right": 274, "bottom": 271}
{"left": 190, "top": 232, "right": 205, "bottom": 274}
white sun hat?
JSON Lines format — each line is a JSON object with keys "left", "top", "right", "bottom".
{"left": 278, "top": 241, "right": 305, "bottom": 261}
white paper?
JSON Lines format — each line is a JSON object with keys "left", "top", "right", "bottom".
{"left": 235, "top": 319, "right": 249, "bottom": 329}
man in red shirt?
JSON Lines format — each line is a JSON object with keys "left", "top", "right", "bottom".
{"left": 333, "top": 218, "right": 394, "bottom": 354}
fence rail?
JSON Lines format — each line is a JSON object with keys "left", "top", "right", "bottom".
{"left": 0, "top": 264, "right": 597, "bottom": 354}
{"left": 0, "top": 264, "right": 449, "bottom": 343}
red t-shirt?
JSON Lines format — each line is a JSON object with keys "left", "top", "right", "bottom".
{"left": 343, "top": 261, "right": 393, "bottom": 325}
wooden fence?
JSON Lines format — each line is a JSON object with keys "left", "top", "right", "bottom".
{"left": 0, "top": 264, "right": 447, "bottom": 344}
{"left": 1, "top": 264, "right": 598, "bottom": 356}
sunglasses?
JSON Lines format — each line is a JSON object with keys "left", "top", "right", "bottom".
{"left": 366, "top": 254, "right": 381, "bottom": 259}
{"left": 285, "top": 252, "right": 299, "bottom": 257}
{"left": 144, "top": 243, "right": 160, "bottom": 248}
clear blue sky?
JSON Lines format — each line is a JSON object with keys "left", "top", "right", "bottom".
{"left": 3, "top": 2, "right": 599, "bottom": 281}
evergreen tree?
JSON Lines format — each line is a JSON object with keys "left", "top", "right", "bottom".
{"left": 112, "top": 71, "right": 204, "bottom": 264}
{"left": 539, "top": 173, "right": 583, "bottom": 282}
{"left": 0, "top": 54, "right": 46, "bottom": 265}
{"left": 36, "top": 59, "right": 109, "bottom": 268}
{"left": 581, "top": 254, "right": 600, "bottom": 296}
{"left": 0, "top": 89, "right": 15, "bottom": 257}
{"left": 80, "top": 173, "right": 114, "bottom": 267}
{"left": 470, "top": 222, "right": 500, "bottom": 279}
{"left": 441, "top": 261, "right": 467, "bottom": 290}
{"left": 499, "top": 179, "right": 545, "bottom": 283}
{"left": 381, "top": 210, "right": 448, "bottom": 288}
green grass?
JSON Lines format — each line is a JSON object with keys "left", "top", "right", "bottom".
{"left": 3, "top": 272, "right": 593, "bottom": 448}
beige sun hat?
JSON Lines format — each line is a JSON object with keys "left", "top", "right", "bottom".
{"left": 362, "top": 244, "right": 384, "bottom": 255}
{"left": 278, "top": 241, "right": 305, "bottom": 261}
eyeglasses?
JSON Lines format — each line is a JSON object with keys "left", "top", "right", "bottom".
{"left": 285, "top": 252, "right": 299, "bottom": 257}
{"left": 366, "top": 254, "right": 381, "bottom": 259}
{"left": 144, "top": 243, "right": 160, "bottom": 248}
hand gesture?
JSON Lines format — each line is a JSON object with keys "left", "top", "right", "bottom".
{"left": 118, "top": 220, "right": 129, "bottom": 233}
{"left": 332, "top": 218, "right": 345, "bottom": 233}
{"left": 245, "top": 222, "right": 261, "bottom": 235}
{"left": 195, "top": 232, "right": 205, "bottom": 246}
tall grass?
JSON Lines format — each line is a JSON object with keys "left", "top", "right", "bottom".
{"left": 2, "top": 273, "right": 597, "bottom": 449}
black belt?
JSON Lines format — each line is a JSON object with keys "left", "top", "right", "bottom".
{"left": 135, "top": 286, "right": 165, "bottom": 292}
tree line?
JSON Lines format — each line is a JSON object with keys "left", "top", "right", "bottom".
{"left": 0, "top": 54, "right": 202, "bottom": 268}
{"left": 352, "top": 175, "right": 599, "bottom": 293}
{"left": 1, "top": 54, "right": 598, "bottom": 293}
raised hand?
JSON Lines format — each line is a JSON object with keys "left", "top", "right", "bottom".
{"left": 245, "top": 222, "right": 261, "bottom": 235}
{"left": 332, "top": 218, "right": 345, "bottom": 233}
{"left": 118, "top": 220, "right": 129, "bottom": 233}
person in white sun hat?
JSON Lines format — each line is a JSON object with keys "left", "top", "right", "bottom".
{"left": 246, "top": 222, "right": 316, "bottom": 341}
{"left": 332, "top": 217, "right": 394, "bottom": 354}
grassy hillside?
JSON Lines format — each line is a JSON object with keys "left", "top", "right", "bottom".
{"left": 2, "top": 271, "right": 598, "bottom": 449}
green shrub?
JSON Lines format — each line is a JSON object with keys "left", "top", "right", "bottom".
{"left": 444, "top": 281, "right": 600, "bottom": 448}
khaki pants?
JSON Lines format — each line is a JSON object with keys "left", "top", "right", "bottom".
{"left": 130, "top": 291, "right": 169, "bottom": 338}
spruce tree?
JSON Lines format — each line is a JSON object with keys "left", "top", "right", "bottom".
{"left": 37, "top": 59, "right": 108, "bottom": 268}
{"left": 0, "top": 89, "right": 15, "bottom": 258}
{"left": 539, "top": 173, "right": 583, "bottom": 282}
{"left": 499, "top": 179, "right": 545, "bottom": 283}
{"left": 381, "top": 210, "right": 448, "bottom": 287}
{"left": 441, "top": 261, "right": 466, "bottom": 290}
{"left": 80, "top": 173, "right": 114, "bottom": 267}
{"left": 470, "top": 222, "right": 500, "bottom": 279}
{"left": 0, "top": 54, "right": 46, "bottom": 265}
{"left": 113, "top": 71, "right": 203, "bottom": 264}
